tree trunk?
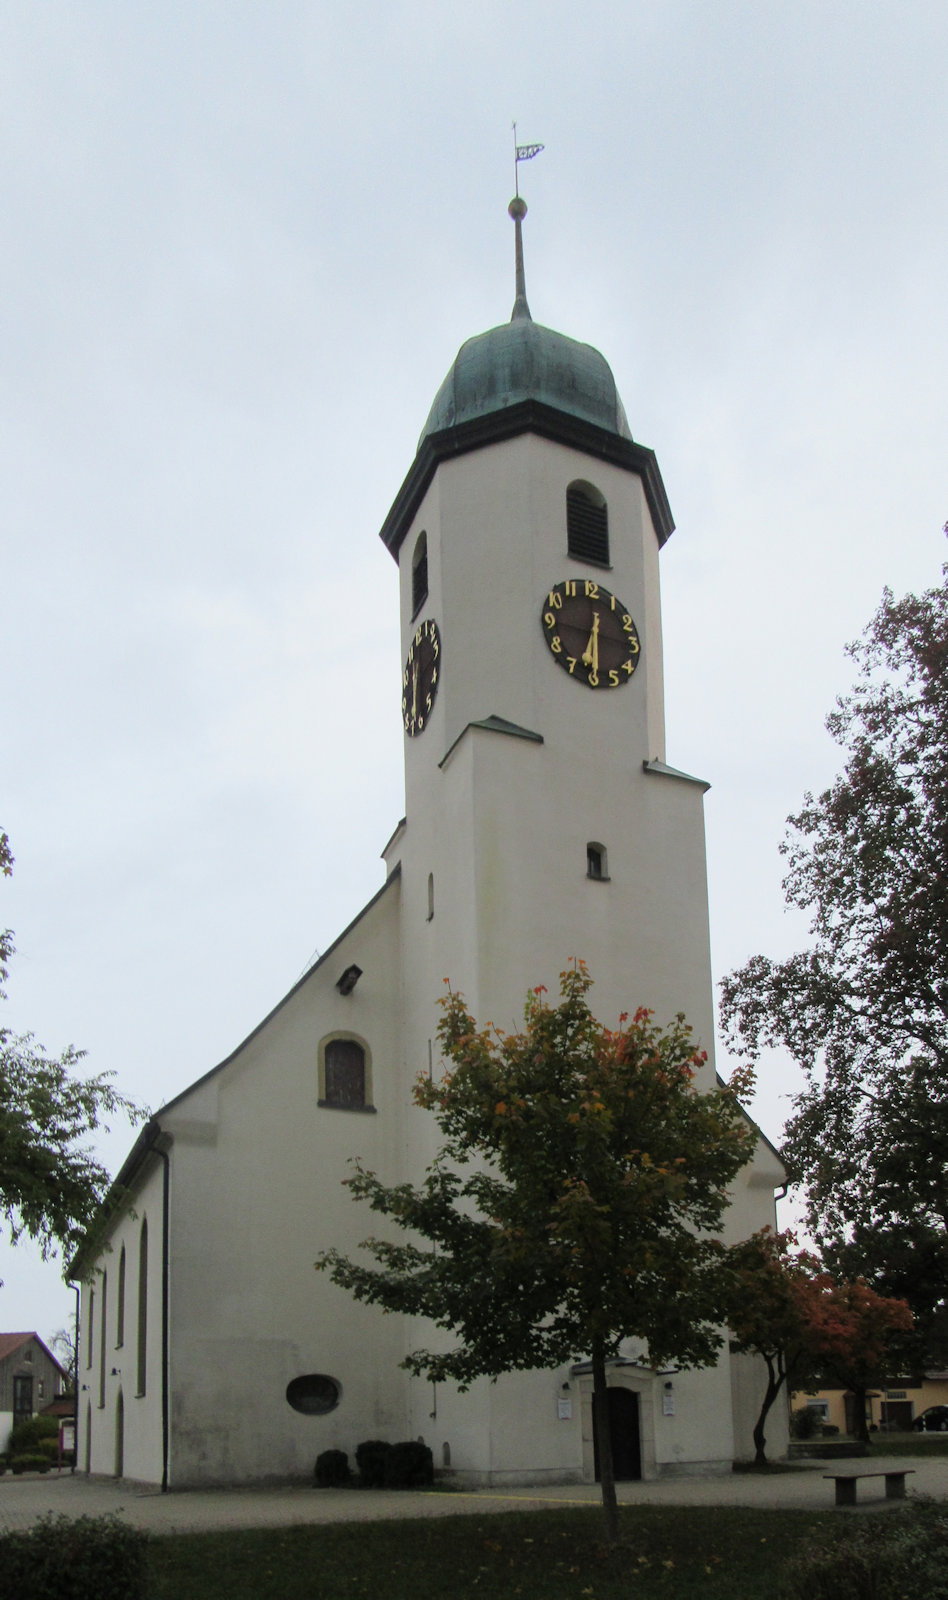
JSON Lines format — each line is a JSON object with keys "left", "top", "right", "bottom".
{"left": 852, "top": 1384, "right": 870, "bottom": 1444}
{"left": 592, "top": 1335, "right": 620, "bottom": 1547}
{"left": 752, "top": 1357, "right": 785, "bottom": 1466}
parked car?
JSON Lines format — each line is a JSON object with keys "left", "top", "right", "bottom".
{"left": 911, "top": 1405, "right": 948, "bottom": 1432}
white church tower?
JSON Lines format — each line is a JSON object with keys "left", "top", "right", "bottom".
{"left": 71, "top": 190, "right": 784, "bottom": 1489}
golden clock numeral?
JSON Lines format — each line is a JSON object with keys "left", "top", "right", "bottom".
{"left": 588, "top": 670, "right": 599, "bottom": 687}
{"left": 564, "top": 580, "right": 576, "bottom": 596}
{"left": 622, "top": 614, "right": 635, "bottom": 632}
{"left": 609, "top": 669, "right": 619, "bottom": 686}
{"left": 623, "top": 659, "right": 634, "bottom": 674}
{"left": 431, "top": 666, "right": 438, "bottom": 685}
{"left": 566, "top": 656, "right": 577, "bottom": 674}
{"left": 425, "top": 693, "right": 432, "bottom": 712}
{"left": 415, "top": 626, "right": 423, "bottom": 646}
{"left": 609, "top": 593, "right": 617, "bottom": 610}
{"left": 544, "top": 611, "right": 557, "bottom": 628}
{"left": 550, "top": 636, "right": 562, "bottom": 653}
{"left": 629, "top": 637, "right": 640, "bottom": 654}
{"left": 585, "top": 580, "right": 599, "bottom": 599}
{"left": 547, "top": 590, "right": 562, "bottom": 609}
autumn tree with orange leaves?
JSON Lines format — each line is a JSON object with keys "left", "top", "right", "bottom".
{"left": 728, "top": 1228, "right": 913, "bottom": 1459}
{"left": 317, "top": 964, "right": 753, "bottom": 1544}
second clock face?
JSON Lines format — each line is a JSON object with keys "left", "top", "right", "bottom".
{"left": 541, "top": 579, "right": 641, "bottom": 688}
{"left": 402, "top": 618, "right": 441, "bottom": 736}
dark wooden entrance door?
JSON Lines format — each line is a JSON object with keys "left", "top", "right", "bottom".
{"left": 593, "top": 1387, "right": 642, "bottom": 1481}
{"left": 13, "top": 1374, "right": 33, "bottom": 1430}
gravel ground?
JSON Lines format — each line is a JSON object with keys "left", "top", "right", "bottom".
{"left": 1, "top": 1453, "right": 946, "bottom": 1536}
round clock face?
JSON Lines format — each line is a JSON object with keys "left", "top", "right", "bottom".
{"left": 541, "top": 579, "right": 641, "bottom": 688}
{"left": 402, "top": 618, "right": 441, "bottom": 736}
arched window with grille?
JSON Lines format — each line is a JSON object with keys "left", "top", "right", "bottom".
{"left": 319, "top": 1034, "right": 374, "bottom": 1111}
{"left": 567, "top": 481, "right": 609, "bottom": 566}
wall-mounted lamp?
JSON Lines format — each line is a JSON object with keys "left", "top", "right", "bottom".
{"left": 111, "top": 1368, "right": 122, "bottom": 1377}
{"left": 664, "top": 1380, "right": 674, "bottom": 1391}
{"left": 336, "top": 964, "right": 363, "bottom": 995}
{"left": 561, "top": 1381, "right": 571, "bottom": 1392}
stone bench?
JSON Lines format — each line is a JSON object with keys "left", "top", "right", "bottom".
{"left": 823, "top": 1469, "right": 915, "bottom": 1507}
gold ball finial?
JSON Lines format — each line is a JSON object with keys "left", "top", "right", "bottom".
{"left": 508, "top": 196, "right": 527, "bottom": 221}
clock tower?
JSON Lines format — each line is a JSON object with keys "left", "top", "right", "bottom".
{"left": 382, "top": 194, "right": 714, "bottom": 1101}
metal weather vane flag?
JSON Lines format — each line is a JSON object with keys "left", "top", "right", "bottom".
{"left": 512, "top": 122, "right": 544, "bottom": 195}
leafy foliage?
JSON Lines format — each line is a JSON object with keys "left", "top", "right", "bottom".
{"left": 0, "top": 1513, "right": 149, "bottom": 1600}
{"left": 782, "top": 1497, "right": 948, "bottom": 1600}
{"left": 318, "top": 964, "right": 753, "bottom": 1541}
{"left": 728, "top": 1229, "right": 821, "bottom": 1463}
{"left": 0, "top": 830, "right": 145, "bottom": 1261}
{"left": 728, "top": 1230, "right": 912, "bottom": 1457}
{"left": 720, "top": 566, "right": 948, "bottom": 1362}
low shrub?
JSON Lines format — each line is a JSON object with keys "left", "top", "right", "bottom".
{"left": 314, "top": 1448, "right": 351, "bottom": 1487}
{"left": 789, "top": 1406, "right": 822, "bottom": 1440}
{"left": 782, "top": 1497, "right": 948, "bottom": 1600}
{"left": 0, "top": 1513, "right": 149, "bottom": 1600}
{"left": 7, "top": 1415, "right": 59, "bottom": 1455}
{"left": 355, "top": 1438, "right": 392, "bottom": 1487}
{"left": 10, "top": 1454, "right": 51, "bottom": 1475}
{"left": 383, "top": 1440, "right": 434, "bottom": 1489}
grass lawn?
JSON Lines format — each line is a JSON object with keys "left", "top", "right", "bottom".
{"left": 148, "top": 1504, "right": 839, "bottom": 1600}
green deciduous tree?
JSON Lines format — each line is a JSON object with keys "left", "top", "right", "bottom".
{"left": 317, "top": 964, "right": 753, "bottom": 1543}
{"left": 720, "top": 563, "right": 948, "bottom": 1364}
{"left": 0, "top": 831, "right": 144, "bottom": 1265}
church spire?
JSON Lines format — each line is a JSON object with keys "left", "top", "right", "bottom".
{"left": 508, "top": 195, "right": 532, "bottom": 322}
{"left": 509, "top": 126, "right": 543, "bottom": 323}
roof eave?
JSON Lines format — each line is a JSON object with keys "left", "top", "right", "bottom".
{"left": 380, "top": 399, "right": 675, "bottom": 561}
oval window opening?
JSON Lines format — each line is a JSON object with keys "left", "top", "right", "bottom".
{"left": 286, "top": 1374, "right": 341, "bottom": 1415}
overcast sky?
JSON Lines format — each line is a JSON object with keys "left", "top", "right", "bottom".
{"left": 3, "top": 2, "right": 946, "bottom": 1343}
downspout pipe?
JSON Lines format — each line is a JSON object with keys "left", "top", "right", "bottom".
{"left": 68, "top": 1280, "right": 80, "bottom": 1473}
{"left": 157, "top": 1138, "right": 171, "bottom": 1492}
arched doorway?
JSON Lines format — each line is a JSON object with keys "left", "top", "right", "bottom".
{"left": 114, "top": 1390, "right": 124, "bottom": 1478}
{"left": 593, "top": 1387, "right": 642, "bottom": 1481}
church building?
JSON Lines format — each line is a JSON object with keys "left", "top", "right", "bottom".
{"left": 71, "top": 192, "right": 785, "bottom": 1487}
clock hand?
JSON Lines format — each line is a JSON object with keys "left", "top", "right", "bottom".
{"left": 411, "top": 660, "right": 419, "bottom": 721}
{"left": 581, "top": 612, "right": 600, "bottom": 675}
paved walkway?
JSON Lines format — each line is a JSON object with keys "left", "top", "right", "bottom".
{"left": 2, "top": 1454, "right": 946, "bottom": 1536}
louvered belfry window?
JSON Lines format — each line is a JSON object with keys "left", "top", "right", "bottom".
{"left": 567, "top": 484, "right": 609, "bottom": 566}
{"left": 411, "top": 531, "right": 428, "bottom": 617}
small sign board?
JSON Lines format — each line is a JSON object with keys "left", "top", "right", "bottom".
{"left": 557, "top": 1397, "right": 572, "bottom": 1420}
{"left": 662, "top": 1393, "right": 676, "bottom": 1416}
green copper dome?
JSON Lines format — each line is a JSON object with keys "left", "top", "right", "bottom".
{"left": 418, "top": 316, "right": 633, "bottom": 449}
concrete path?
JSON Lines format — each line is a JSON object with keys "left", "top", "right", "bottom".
{"left": 2, "top": 1454, "right": 946, "bottom": 1536}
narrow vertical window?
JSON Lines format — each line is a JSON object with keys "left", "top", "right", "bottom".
{"left": 427, "top": 872, "right": 434, "bottom": 921}
{"left": 411, "top": 531, "right": 428, "bottom": 617}
{"left": 137, "top": 1219, "right": 148, "bottom": 1396}
{"left": 116, "top": 1245, "right": 126, "bottom": 1348}
{"left": 98, "top": 1270, "right": 108, "bottom": 1407}
{"left": 567, "top": 482, "right": 609, "bottom": 566}
{"left": 87, "top": 1289, "right": 95, "bottom": 1369}
{"left": 587, "top": 842, "right": 608, "bottom": 880}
